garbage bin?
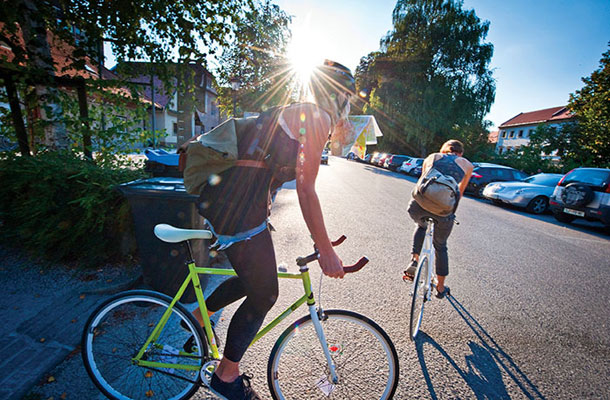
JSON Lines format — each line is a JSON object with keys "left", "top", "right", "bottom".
{"left": 118, "top": 177, "right": 207, "bottom": 302}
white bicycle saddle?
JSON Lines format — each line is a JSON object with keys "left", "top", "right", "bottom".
{"left": 154, "top": 224, "right": 213, "bottom": 243}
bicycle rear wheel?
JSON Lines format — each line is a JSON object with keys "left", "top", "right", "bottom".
{"left": 81, "top": 290, "right": 207, "bottom": 400}
{"left": 267, "top": 309, "right": 399, "bottom": 399}
{"left": 409, "top": 255, "right": 429, "bottom": 340}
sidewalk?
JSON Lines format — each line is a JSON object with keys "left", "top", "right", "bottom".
{"left": 0, "top": 244, "right": 142, "bottom": 399}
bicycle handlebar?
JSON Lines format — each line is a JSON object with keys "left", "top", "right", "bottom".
{"left": 295, "top": 235, "right": 369, "bottom": 273}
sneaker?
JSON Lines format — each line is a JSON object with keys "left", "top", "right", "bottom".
{"left": 209, "top": 373, "right": 261, "bottom": 400}
{"left": 403, "top": 259, "right": 418, "bottom": 282}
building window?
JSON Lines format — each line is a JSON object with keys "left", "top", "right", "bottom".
{"left": 528, "top": 129, "right": 533, "bottom": 137}
{"left": 509, "top": 131, "right": 514, "bottom": 138}
{"left": 498, "top": 147, "right": 504, "bottom": 154}
{"left": 518, "top": 130, "right": 523, "bottom": 138}
{"left": 501, "top": 131, "right": 506, "bottom": 138}
{"left": 173, "top": 123, "right": 178, "bottom": 135}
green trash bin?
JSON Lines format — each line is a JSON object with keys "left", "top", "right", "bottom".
{"left": 118, "top": 177, "right": 208, "bottom": 302}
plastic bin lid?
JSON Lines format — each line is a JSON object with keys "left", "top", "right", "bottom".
{"left": 118, "top": 177, "right": 196, "bottom": 199}
{"left": 145, "top": 149, "right": 179, "bottom": 166}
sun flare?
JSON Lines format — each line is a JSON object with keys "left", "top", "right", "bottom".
{"left": 286, "top": 22, "right": 325, "bottom": 90}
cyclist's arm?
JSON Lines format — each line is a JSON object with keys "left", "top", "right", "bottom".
{"left": 457, "top": 159, "right": 474, "bottom": 196}
{"left": 292, "top": 106, "right": 344, "bottom": 278}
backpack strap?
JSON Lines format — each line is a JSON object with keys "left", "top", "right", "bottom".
{"left": 234, "top": 159, "right": 268, "bottom": 169}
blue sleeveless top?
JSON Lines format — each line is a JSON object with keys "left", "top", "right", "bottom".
{"left": 433, "top": 154, "right": 465, "bottom": 182}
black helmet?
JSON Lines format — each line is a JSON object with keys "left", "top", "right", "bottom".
{"left": 310, "top": 60, "right": 356, "bottom": 125}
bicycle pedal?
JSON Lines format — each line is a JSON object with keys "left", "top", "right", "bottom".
{"left": 200, "top": 359, "right": 220, "bottom": 387}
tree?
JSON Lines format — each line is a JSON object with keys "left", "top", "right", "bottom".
{"left": 214, "top": 1, "right": 293, "bottom": 116}
{"left": 1, "top": 0, "right": 251, "bottom": 153}
{"left": 355, "top": 0, "right": 495, "bottom": 156}
{"left": 567, "top": 43, "right": 610, "bottom": 167}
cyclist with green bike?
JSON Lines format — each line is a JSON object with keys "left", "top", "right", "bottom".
{"left": 404, "top": 139, "right": 473, "bottom": 299}
{"left": 187, "top": 60, "right": 357, "bottom": 400}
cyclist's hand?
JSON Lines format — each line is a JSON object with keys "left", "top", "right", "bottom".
{"left": 318, "top": 248, "right": 345, "bottom": 279}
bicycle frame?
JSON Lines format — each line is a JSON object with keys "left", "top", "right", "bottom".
{"left": 132, "top": 250, "right": 340, "bottom": 382}
{"left": 420, "top": 218, "right": 435, "bottom": 299}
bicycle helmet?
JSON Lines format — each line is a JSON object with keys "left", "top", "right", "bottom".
{"left": 310, "top": 60, "right": 356, "bottom": 126}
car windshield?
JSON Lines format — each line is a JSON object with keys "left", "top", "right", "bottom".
{"left": 522, "top": 174, "right": 562, "bottom": 186}
{"left": 562, "top": 169, "right": 610, "bottom": 188}
{"left": 416, "top": 159, "right": 423, "bottom": 165}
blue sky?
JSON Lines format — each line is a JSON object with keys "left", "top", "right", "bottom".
{"left": 274, "top": 0, "right": 610, "bottom": 130}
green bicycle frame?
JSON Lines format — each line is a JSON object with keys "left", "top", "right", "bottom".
{"left": 133, "top": 260, "right": 317, "bottom": 371}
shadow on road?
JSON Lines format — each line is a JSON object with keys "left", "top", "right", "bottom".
{"left": 414, "top": 295, "right": 546, "bottom": 400}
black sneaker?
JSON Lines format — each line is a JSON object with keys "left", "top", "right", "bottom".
{"left": 209, "top": 373, "right": 261, "bottom": 400}
{"left": 403, "top": 259, "right": 418, "bottom": 282}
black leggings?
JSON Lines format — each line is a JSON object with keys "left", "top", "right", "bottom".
{"left": 205, "top": 228, "right": 278, "bottom": 362}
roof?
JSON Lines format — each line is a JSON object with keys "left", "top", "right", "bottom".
{"left": 499, "top": 106, "right": 574, "bottom": 129}
{"left": 488, "top": 130, "right": 499, "bottom": 143}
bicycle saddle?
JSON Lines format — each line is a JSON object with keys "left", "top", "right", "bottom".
{"left": 154, "top": 224, "right": 213, "bottom": 243}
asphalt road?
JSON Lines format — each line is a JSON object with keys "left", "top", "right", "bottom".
{"left": 28, "top": 156, "right": 609, "bottom": 399}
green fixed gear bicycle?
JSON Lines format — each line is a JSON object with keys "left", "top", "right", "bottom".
{"left": 406, "top": 217, "right": 451, "bottom": 341}
{"left": 82, "top": 224, "right": 399, "bottom": 400}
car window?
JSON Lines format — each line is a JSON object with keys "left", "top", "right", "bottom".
{"left": 512, "top": 171, "right": 528, "bottom": 180}
{"left": 525, "top": 174, "right": 562, "bottom": 186}
{"left": 562, "top": 169, "right": 610, "bottom": 188}
{"left": 416, "top": 159, "right": 423, "bottom": 166}
{"left": 493, "top": 168, "right": 512, "bottom": 179}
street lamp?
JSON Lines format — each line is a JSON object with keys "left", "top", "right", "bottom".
{"left": 229, "top": 77, "right": 241, "bottom": 117}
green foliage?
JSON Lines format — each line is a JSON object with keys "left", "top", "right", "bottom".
{"left": 215, "top": 0, "right": 294, "bottom": 115}
{"left": 355, "top": 0, "right": 495, "bottom": 156}
{"left": 0, "top": 151, "right": 146, "bottom": 267}
{"left": 566, "top": 43, "right": 610, "bottom": 167}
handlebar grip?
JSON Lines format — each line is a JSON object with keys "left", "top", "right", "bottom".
{"left": 331, "top": 235, "right": 347, "bottom": 247}
{"left": 343, "top": 257, "right": 369, "bottom": 273}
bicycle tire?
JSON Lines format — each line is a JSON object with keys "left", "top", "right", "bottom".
{"left": 267, "top": 309, "right": 399, "bottom": 399}
{"left": 81, "top": 290, "right": 207, "bottom": 400}
{"left": 409, "top": 256, "right": 429, "bottom": 340}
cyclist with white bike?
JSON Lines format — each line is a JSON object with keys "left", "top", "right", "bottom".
{"left": 404, "top": 139, "right": 473, "bottom": 298}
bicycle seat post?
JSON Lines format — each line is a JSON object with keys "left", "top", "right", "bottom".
{"left": 183, "top": 240, "right": 195, "bottom": 265}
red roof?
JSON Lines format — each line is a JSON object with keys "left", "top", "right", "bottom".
{"left": 488, "top": 130, "right": 499, "bottom": 143}
{"left": 499, "top": 106, "right": 574, "bottom": 128}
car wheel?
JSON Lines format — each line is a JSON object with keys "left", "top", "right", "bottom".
{"left": 561, "top": 183, "right": 594, "bottom": 207}
{"left": 492, "top": 199, "right": 503, "bottom": 206}
{"left": 526, "top": 196, "right": 548, "bottom": 214}
{"left": 476, "top": 184, "right": 487, "bottom": 198}
{"left": 553, "top": 211, "right": 576, "bottom": 223}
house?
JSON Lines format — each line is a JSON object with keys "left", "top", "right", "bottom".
{"left": 116, "top": 62, "right": 221, "bottom": 148}
{"left": 496, "top": 106, "right": 574, "bottom": 155}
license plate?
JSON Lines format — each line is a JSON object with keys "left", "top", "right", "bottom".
{"left": 563, "top": 208, "right": 585, "bottom": 217}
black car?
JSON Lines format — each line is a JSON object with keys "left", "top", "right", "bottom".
{"left": 386, "top": 155, "right": 410, "bottom": 171}
{"left": 549, "top": 167, "right": 610, "bottom": 229}
{"left": 466, "top": 163, "right": 528, "bottom": 197}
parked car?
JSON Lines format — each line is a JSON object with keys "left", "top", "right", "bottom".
{"left": 371, "top": 152, "right": 383, "bottom": 165}
{"left": 363, "top": 153, "right": 373, "bottom": 163}
{"left": 411, "top": 165, "right": 423, "bottom": 178}
{"left": 321, "top": 148, "right": 329, "bottom": 164}
{"left": 399, "top": 157, "right": 424, "bottom": 175}
{"left": 466, "top": 163, "right": 528, "bottom": 197}
{"left": 378, "top": 153, "right": 391, "bottom": 167}
{"left": 346, "top": 151, "right": 360, "bottom": 161}
{"left": 482, "top": 173, "right": 564, "bottom": 214}
{"left": 386, "top": 155, "right": 410, "bottom": 171}
{"left": 548, "top": 167, "right": 610, "bottom": 229}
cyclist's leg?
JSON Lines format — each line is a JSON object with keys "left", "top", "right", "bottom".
{"left": 432, "top": 215, "right": 454, "bottom": 293}
{"left": 406, "top": 200, "right": 429, "bottom": 277}
{"left": 214, "top": 228, "right": 278, "bottom": 382}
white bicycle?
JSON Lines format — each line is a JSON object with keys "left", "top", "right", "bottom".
{"left": 406, "top": 217, "right": 451, "bottom": 340}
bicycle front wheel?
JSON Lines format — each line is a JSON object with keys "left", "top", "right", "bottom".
{"left": 81, "top": 290, "right": 206, "bottom": 400}
{"left": 409, "top": 255, "right": 429, "bottom": 340}
{"left": 267, "top": 309, "right": 399, "bottom": 399}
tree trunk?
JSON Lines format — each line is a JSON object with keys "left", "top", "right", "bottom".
{"left": 18, "top": 0, "right": 69, "bottom": 150}
{"left": 3, "top": 74, "right": 30, "bottom": 156}
{"left": 77, "top": 83, "right": 92, "bottom": 159}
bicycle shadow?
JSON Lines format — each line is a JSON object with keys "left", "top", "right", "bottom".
{"left": 415, "top": 295, "right": 546, "bottom": 400}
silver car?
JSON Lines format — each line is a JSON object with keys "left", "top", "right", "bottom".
{"left": 482, "top": 173, "right": 564, "bottom": 214}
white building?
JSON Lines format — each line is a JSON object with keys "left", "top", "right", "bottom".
{"left": 496, "top": 106, "right": 574, "bottom": 155}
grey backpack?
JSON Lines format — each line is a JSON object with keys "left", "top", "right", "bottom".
{"left": 411, "top": 167, "right": 460, "bottom": 216}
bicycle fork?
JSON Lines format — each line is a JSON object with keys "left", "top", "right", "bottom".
{"left": 309, "top": 304, "right": 339, "bottom": 384}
